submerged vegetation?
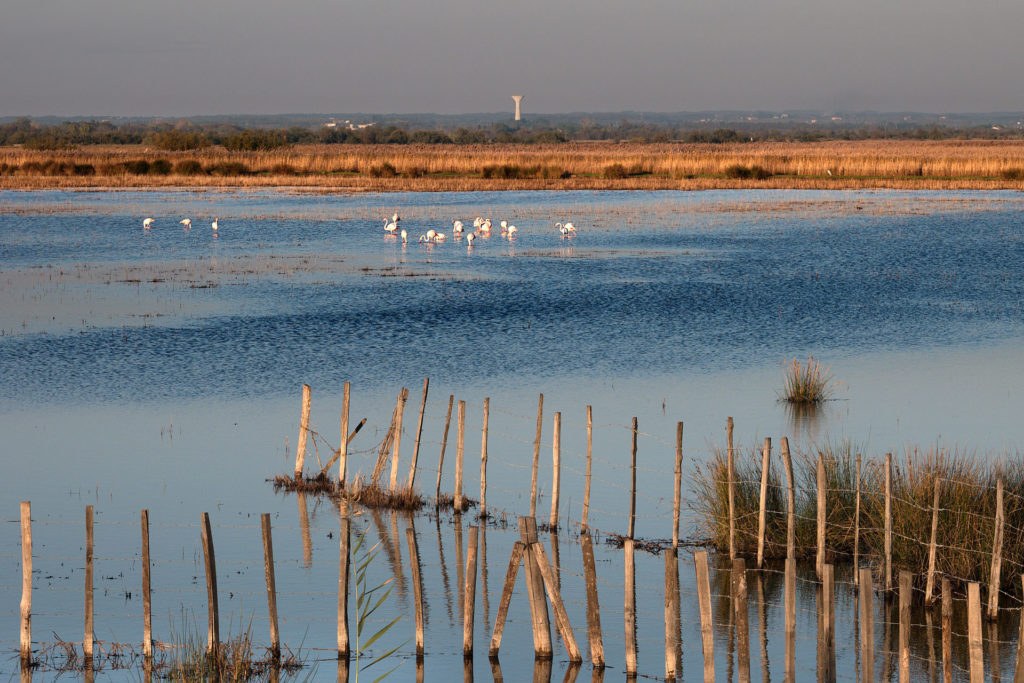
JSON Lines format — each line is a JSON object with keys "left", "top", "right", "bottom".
{"left": 693, "top": 442, "right": 1024, "bottom": 593}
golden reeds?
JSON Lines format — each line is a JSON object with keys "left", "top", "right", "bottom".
{"left": 2, "top": 140, "right": 1024, "bottom": 190}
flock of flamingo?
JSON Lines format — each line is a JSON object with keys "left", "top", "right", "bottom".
{"left": 382, "top": 213, "right": 577, "bottom": 246}
{"left": 142, "top": 217, "right": 218, "bottom": 232}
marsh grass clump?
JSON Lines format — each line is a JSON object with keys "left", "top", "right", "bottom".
{"left": 693, "top": 443, "right": 1024, "bottom": 593}
{"left": 780, "top": 355, "right": 836, "bottom": 404}
{"left": 174, "top": 160, "right": 206, "bottom": 175}
{"left": 272, "top": 473, "right": 427, "bottom": 511}
{"left": 369, "top": 162, "right": 398, "bottom": 178}
{"left": 724, "top": 163, "right": 772, "bottom": 179}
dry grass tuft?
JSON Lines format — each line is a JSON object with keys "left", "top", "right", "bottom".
{"left": 272, "top": 473, "right": 427, "bottom": 510}
{"left": 780, "top": 355, "right": 836, "bottom": 404}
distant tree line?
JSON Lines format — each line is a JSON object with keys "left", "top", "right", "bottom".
{"left": 1, "top": 116, "right": 1022, "bottom": 150}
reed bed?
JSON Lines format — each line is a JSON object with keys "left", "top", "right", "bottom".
{"left": 3, "top": 140, "right": 1024, "bottom": 190}
{"left": 779, "top": 355, "right": 836, "bottom": 404}
{"left": 693, "top": 443, "right": 1024, "bottom": 592}
{"left": 272, "top": 474, "right": 426, "bottom": 511}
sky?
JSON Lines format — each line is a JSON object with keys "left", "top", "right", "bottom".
{"left": 2, "top": 0, "right": 1023, "bottom": 117}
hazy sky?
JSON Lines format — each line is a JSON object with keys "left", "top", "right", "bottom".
{"left": 3, "top": 0, "right": 1023, "bottom": 117}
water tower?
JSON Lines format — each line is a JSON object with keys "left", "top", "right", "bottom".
{"left": 511, "top": 95, "right": 524, "bottom": 121}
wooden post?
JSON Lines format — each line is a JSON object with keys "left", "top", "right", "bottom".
{"left": 200, "top": 512, "right": 220, "bottom": 655}
{"left": 294, "top": 384, "right": 311, "bottom": 479}
{"left": 583, "top": 406, "right": 593, "bottom": 530}
{"left": 389, "top": 388, "right": 409, "bottom": 492}
{"left": 488, "top": 542, "right": 524, "bottom": 656}
{"left": 581, "top": 533, "right": 604, "bottom": 668}
{"left": 925, "top": 477, "right": 940, "bottom": 605}
{"left": 19, "top": 501, "right": 31, "bottom": 664}
{"left": 694, "top": 550, "right": 715, "bottom": 683}
{"left": 532, "top": 540, "right": 582, "bottom": 662}
{"left": 733, "top": 558, "right": 750, "bottom": 683}
{"left": 406, "top": 528, "right": 424, "bottom": 655}
{"left": 989, "top": 476, "right": 1005, "bottom": 620}
{"left": 463, "top": 526, "right": 479, "bottom": 657}
{"left": 298, "top": 492, "right": 312, "bottom": 567}
{"left": 664, "top": 549, "right": 680, "bottom": 679}
{"left": 530, "top": 394, "right": 544, "bottom": 518}
{"left": 338, "top": 516, "right": 350, "bottom": 658}
{"left": 727, "top": 417, "right": 736, "bottom": 560}
{"left": 673, "top": 422, "right": 683, "bottom": 548}
{"left": 885, "top": 452, "right": 893, "bottom": 593}
{"left": 784, "top": 558, "right": 795, "bottom": 683}
{"left": 942, "top": 578, "right": 952, "bottom": 683}
{"left": 629, "top": 416, "right": 638, "bottom": 538}
{"left": 339, "top": 382, "right": 351, "bottom": 485}
{"left": 624, "top": 538, "right": 637, "bottom": 676}
{"left": 967, "top": 582, "right": 984, "bottom": 683}
{"left": 860, "top": 568, "right": 874, "bottom": 683}
{"left": 261, "top": 514, "right": 280, "bottom": 659}
{"left": 436, "top": 395, "right": 454, "bottom": 502}
{"left": 454, "top": 400, "right": 466, "bottom": 512}
{"left": 84, "top": 505, "right": 94, "bottom": 661}
{"left": 479, "top": 397, "right": 489, "bottom": 516}
{"left": 782, "top": 438, "right": 798, "bottom": 561}
{"left": 141, "top": 509, "right": 152, "bottom": 659}
{"left": 816, "top": 451, "right": 826, "bottom": 579}
{"left": 319, "top": 418, "right": 366, "bottom": 480}
{"left": 406, "top": 378, "right": 428, "bottom": 489}
{"left": 854, "top": 453, "right": 862, "bottom": 586}
{"left": 757, "top": 438, "right": 771, "bottom": 569}
{"left": 550, "top": 412, "right": 561, "bottom": 528}
{"left": 899, "top": 571, "right": 911, "bottom": 683}
{"left": 1014, "top": 574, "right": 1024, "bottom": 683}
{"left": 519, "top": 517, "right": 552, "bottom": 658}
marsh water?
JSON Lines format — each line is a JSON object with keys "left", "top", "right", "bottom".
{"left": 2, "top": 188, "right": 1024, "bottom": 680}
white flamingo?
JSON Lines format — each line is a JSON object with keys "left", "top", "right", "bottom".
{"left": 212, "top": 218, "right": 219, "bottom": 232}
{"left": 556, "top": 222, "right": 576, "bottom": 236}
{"left": 426, "top": 229, "right": 436, "bottom": 242}
{"left": 473, "top": 217, "right": 484, "bottom": 229}
{"left": 392, "top": 213, "right": 401, "bottom": 223}
{"left": 507, "top": 225, "right": 518, "bottom": 238}
{"left": 433, "top": 232, "right": 447, "bottom": 242}
{"left": 383, "top": 218, "right": 398, "bottom": 233}
{"left": 143, "top": 218, "right": 154, "bottom": 229}
{"left": 499, "top": 220, "right": 508, "bottom": 233}
{"left": 563, "top": 221, "right": 576, "bottom": 232}
{"left": 452, "top": 220, "right": 464, "bottom": 234}
{"left": 481, "top": 218, "right": 492, "bottom": 232}
{"left": 466, "top": 233, "right": 476, "bottom": 246}
{"left": 179, "top": 218, "right": 191, "bottom": 229}
{"left": 400, "top": 229, "right": 408, "bottom": 244}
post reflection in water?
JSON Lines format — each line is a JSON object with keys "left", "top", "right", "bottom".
{"left": 407, "top": 515, "right": 429, "bottom": 625}
{"left": 784, "top": 400, "right": 826, "bottom": 444}
{"left": 757, "top": 574, "right": 770, "bottom": 683}
{"left": 336, "top": 656, "right": 349, "bottom": 683}
{"left": 19, "top": 662, "right": 31, "bottom": 683}
{"left": 416, "top": 656, "right": 424, "bottom": 683}
{"left": 388, "top": 510, "right": 407, "bottom": 600}
{"left": 464, "top": 655, "right": 474, "bottom": 683}
{"left": 489, "top": 655, "right": 504, "bottom": 682}
{"left": 297, "top": 492, "right": 312, "bottom": 568}
{"left": 561, "top": 661, "right": 581, "bottom": 683}
{"left": 455, "top": 514, "right": 465, "bottom": 617}
{"left": 532, "top": 658, "right": 552, "bottom": 683}
{"left": 480, "top": 523, "right": 490, "bottom": 628}
{"left": 369, "top": 508, "right": 404, "bottom": 597}
{"left": 436, "top": 513, "right": 454, "bottom": 625}
{"left": 590, "top": 663, "right": 605, "bottom": 683}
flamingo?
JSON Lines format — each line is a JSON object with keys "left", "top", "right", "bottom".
{"left": 499, "top": 220, "right": 508, "bottom": 234}
{"left": 556, "top": 222, "right": 576, "bottom": 236}
{"left": 473, "top": 217, "right": 484, "bottom": 229}
{"left": 418, "top": 234, "right": 428, "bottom": 244}
{"left": 563, "top": 221, "right": 576, "bottom": 232}
{"left": 433, "top": 232, "right": 447, "bottom": 242}
{"left": 179, "top": 218, "right": 191, "bottom": 229}
{"left": 426, "top": 229, "right": 436, "bottom": 242}
{"left": 383, "top": 218, "right": 398, "bottom": 233}
{"left": 481, "top": 218, "right": 492, "bottom": 232}
{"left": 466, "top": 233, "right": 476, "bottom": 246}
{"left": 400, "top": 229, "right": 408, "bottom": 244}
{"left": 392, "top": 213, "right": 401, "bottom": 223}
{"left": 143, "top": 218, "right": 154, "bottom": 229}
{"left": 507, "top": 225, "right": 518, "bottom": 238}
{"left": 212, "top": 218, "right": 219, "bottom": 232}
{"left": 452, "top": 220, "right": 464, "bottom": 234}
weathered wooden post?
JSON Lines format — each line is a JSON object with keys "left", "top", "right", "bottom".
{"left": 489, "top": 541, "right": 524, "bottom": 657}
{"left": 733, "top": 558, "right": 751, "bottom": 683}
{"left": 784, "top": 557, "right": 795, "bottom": 682}
{"left": 463, "top": 527, "right": 479, "bottom": 657}
{"left": 261, "top": 514, "right": 280, "bottom": 659}
{"left": 550, "top": 412, "right": 561, "bottom": 528}
{"left": 885, "top": 452, "right": 893, "bottom": 593}
{"left": 854, "top": 453, "right": 861, "bottom": 586}
{"left": 582, "top": 533, "right": 604, "bottom": 668}
{"left": 407, "top": 378, "right": 428, "bottom": 490}
{"left": 480, "top": 398, "right": 489, "bottom": 516}
{"left": 727, "top": 417, "right": 736, "bottom": 560}
{"left": 624, "top": 538, "right": 637, "bottom": 676}
{"left": 454, "top": 400, "right": 466, "bottom": 512}
{"left": 925, "top": 476, "right": 940, "bottom": 604}
{"left": 757, "top": 437, "right": 771, "bottom": 569}
{"left": 1014, "top": 574, "right": 1024, "bottom": 682}
{"left": 294, "top": 384, "right": 311, "bottom": 479}
{"left": 942, "top": 578, "right": 952, "bottom": 683}
{"left": 583, "top": 406, "right": 594, "bottom": 530}
{"left": 899, "top": 571, "right": 912, "bottom": 683}
{"left": 20, "top": 501, "right": 31, "bottom": 664}
{"left": 781, "top": 438, "right": 795, "bottom": 560}
{"left": 530, "top": 394, "right": 544, "bottom": 518}
{"left": 694, "top": 550, "right": 715, "bottom": 683}
{"left": 816, "top": 451, "right": 826, "bottom": 579}
{"left": 519, "top": 518, "right": 552, "bottom": 658}
{"left": 200, "top": 512, "right": 220, "bottom": 656}
{"left": 389, "top": 388, "right": 409, "bottom": 492}
{"left": 673, "top": 422, "right": 683, "bottom": 548}
{"left": 84, "top": 505, "right": 94, "bottom": 661}
{"left": 339, "top": 382, "right": 350, "bottom": 485}
{"left": 664, "top": 549, "right": 680, "bottom": 679}
{"left": 967, "top": 582, "right": 984, "bottom": 682}
{"left": 141, "top": 509, "right": 152, "bottom": 659}
{"left": 629, "top": 417, "right": 638, "bottom": 538}
{"left": 988, "top": 476, "right": 1004, "bottom": 620}
{"left": 860, "top": 568, "right": 874, "bottom": 682}
{"left": 435, "top": 395, "right": 454, "bottom": 503}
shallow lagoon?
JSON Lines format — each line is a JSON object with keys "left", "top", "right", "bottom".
{"left": 2, "top": 188, "right": 1024, "bottom": 680}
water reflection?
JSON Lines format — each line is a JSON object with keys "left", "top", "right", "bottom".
{"left": 783, "top": 400, "right": 827, "bottom": 443}
{"left": 297, "top": 492, "right": 312, "bottom": 568}
{"left": 436, "top": 514, "right": 455, "bottom": 625}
